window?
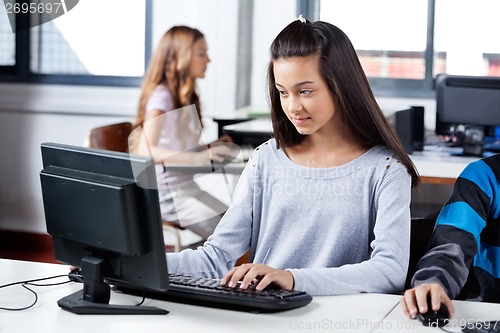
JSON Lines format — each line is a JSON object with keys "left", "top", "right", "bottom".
{"left": 0, "top": 4, "right": 15, "bottom": 66}
{"left": 0, "top": 0, "right": 151, "bottom": 86}
{"left": 434, "top": 0, "right": 500, "bottom": 77}
{"left": 306, "top": 0, "right": 500, "bottom": 97}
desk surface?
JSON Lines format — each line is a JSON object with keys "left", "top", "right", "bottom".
{"left": 209, "top": 107, "right": 270, "bottom": 121}
{"left": 223, "top": 118, "right": 273, "bottom": 134}
{"left": 410, "top": 147, "right": 479, "bottom": 184}
{"left": 2, "top": 259, "right": 500, "bottom": 332}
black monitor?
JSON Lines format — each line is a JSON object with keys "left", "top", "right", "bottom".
{"left": 435, "top": 74, "right": 500, "bottom": 156}
{"left": 39, "top": 142, "right": 169, "bottom": 315}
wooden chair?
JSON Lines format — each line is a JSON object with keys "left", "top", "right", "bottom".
{"left": 87, "top": 122, "right": 133, "bottom": 152}
{"left": 86, "top": 121, "right": 184, "bottom": 252}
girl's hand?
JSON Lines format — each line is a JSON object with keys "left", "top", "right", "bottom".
{"left": 215, "top": 134, "right": 233, "bottom": 143}
{"left": 192, "top": 142, "right": 233, "bottom": 165}
{"left": 221, "top": 263, "right": 295, "bottom": 291}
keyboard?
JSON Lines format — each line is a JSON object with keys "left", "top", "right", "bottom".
{"left": 116, "top": 274, "right": 313, "bottom": 313}
{"left": 462, "top": 321, "right": 500, "bottom": 333}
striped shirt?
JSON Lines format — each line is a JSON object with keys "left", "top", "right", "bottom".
{"left": 412, "top": 153, "right": 500, "bottom": 302}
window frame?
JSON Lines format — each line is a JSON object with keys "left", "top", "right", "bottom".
{"left": 0, "top": 0, "right": 152, "bottom": 87}
{"left": 299, "top": 0, "right": 437, "bottom": 98}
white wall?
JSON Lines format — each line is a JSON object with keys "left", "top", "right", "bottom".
{"left": 0, "top": 0, "right": 239, "bottom": 233}
{"left": 250, "top": 0, "right": 298, "bottom": 108}
{"left": 0, "top": 83, "right": 140, "bottom": 233}
{"left": 152, "top": 0, "right": 239, "bottom": 119}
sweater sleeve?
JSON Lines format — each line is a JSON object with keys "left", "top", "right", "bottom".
{"left": 412, "top": 160, "right": 493, "bottom": 298}
{"left": 288, "top": 164, "right": 412, "bottom": 295}
{"left": 165, "top": 158, "right": 257, "bottom": 278}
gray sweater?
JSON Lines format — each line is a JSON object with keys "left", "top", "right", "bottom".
{"left": 166, "top": 139, "right": 412, "bottom": 296}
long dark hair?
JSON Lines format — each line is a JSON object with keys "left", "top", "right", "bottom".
{"left": 267, "top": 19, "right": 420, "bottom": 187}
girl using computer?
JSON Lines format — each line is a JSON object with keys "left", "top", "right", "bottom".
{"left": 166, "top": 17, "right": 419, "bottom": 296}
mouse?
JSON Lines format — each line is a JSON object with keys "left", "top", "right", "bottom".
{"left": 417, "top": 296, "right": 450, "bottom": 327}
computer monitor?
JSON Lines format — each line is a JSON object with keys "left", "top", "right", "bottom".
{"left": 39, "top": 142, "right": 169, "bottom": 315}
{"left": 435, "top": 74, "right": 500, "bottom": 156}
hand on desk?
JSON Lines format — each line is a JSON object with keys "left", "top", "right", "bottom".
{"left": 192, "top": 142, "right": 235, "bottom": 165}
{"left": 214, "top": 134, "right": 233, "bottom": 143}
{"left": 401, "top": 283, "right": 455, "bottom": 319}
{"left": 221, "top": 263, "right": 295, "bottom": 291}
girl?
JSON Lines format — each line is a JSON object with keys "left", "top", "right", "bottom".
{"left": 166, "top": 18, "right": 420, "bottom": 296}
{"left": 132, "top": 26, "right": 233, "bottom": 241}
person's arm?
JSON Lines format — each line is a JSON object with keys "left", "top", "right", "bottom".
{"left": 135, "top": 109, "right": 233, "bottom": 165}
{"left": 165, "top": 158, "right": 257, "bottom": 277}
{"left": 402, "top": 159, "right": 495, "bottom": 318}
{"left": 224, "top": 157, "right": 412, "bottom": 295}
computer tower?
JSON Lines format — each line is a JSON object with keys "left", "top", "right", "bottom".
{"left": 394, "top": 106, "right": 425, "bottom": 154}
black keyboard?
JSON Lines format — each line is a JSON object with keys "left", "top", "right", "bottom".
{"left": 117, "top": 274, "right": 313, "bottom": 313}
{"left": 463, "top": 321, "right": 500, "bottom": 333}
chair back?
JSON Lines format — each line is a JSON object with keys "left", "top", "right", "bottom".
{"left": 405, "top": 218, "right": 436, "bottom": 290}
{"left": 405, "top": 217, "right": 479, "bottom": 299}
{"left": 87, "top": 122, "right": 133, "bottom": 153}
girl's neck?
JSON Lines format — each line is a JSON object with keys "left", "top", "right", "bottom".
{"left": 284, "top": 128, "right": 369, "bottom": 168}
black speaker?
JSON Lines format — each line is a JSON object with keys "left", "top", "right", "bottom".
{"left": 394, "top": 106, "right": 425, "bottom": 154}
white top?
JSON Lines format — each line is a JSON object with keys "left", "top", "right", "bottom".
{"left": 146, "top": 85, "right": 203, "bottom": 187}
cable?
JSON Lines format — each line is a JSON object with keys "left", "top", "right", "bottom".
{"left": 135, "top": 290, "right": 147, "bottom": 306}
{"left": 368, "top": 300, "right": 400, "bottom": 333}
{"left": 2, "top": 273, "right": 152, "bottom": 311}
{"left": 0, "top": 274, "right": 71, "bottom": 311}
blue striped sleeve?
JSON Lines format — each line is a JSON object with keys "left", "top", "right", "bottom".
{"left": 475, "top": 242, "right": 500, "bottom": 279}
{"left": 436, "top": 202, "right": 486, "bottom": 240}
{"left": 460, "top": 160, "right": 494, "bottom": 206}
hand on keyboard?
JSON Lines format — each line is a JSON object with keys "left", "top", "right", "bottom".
{"left": 221, "top": 263, "right": 295, "bottom": 292}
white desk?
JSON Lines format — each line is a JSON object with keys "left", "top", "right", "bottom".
{"left": 223, "top": 118, "right": 273, "bottom": 135}
{"left": 381, "top": 298, "right": 500, "bottom": 332}
{"left": 410, "top": 147, "right": 479, "bottom": 185}
{"left": 2, "top": 259, "right": 500, "bottom": 333}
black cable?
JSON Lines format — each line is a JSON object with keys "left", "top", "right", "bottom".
{"left": 2, "top": 274, "right": 151, "bottom": 310}
{"left": 135, "top": 290, "right": 147, "bottom": 306}
{"left": 0, "top": 274, "right": 71, "bottom": 311}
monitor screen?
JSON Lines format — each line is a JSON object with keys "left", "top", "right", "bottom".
{"left": 39, "top": 142, "right": 169, "bottom": 314}
{"left": 435, "top": 74, "right": 500, "bottom": 133}
{"left": 435, "top": 74, "right": 500, "bottom": 155}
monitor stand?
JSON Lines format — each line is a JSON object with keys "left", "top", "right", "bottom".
{"left": 57, "top": 290, "right": 168, "bottom": 315}
{"left": 57, "top": 256, "right": 168, "bottom": 315}
{"left": 462, "top": 143, "right": 484, "bottom": 157}
{"left": 449, "top": 125, "right": 485, "bottom": 157}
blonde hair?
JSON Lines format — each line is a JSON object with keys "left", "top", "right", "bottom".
{"left": 134, "top": 26, "right": 204, "bottom": 128}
